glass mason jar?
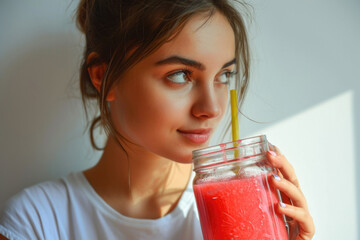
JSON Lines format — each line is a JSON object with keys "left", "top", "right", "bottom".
{"left": 192, "top": 135, "right": 289, "bottom": 240}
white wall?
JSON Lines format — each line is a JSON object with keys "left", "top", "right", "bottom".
{"left": 0, "top": 0, "right": 102, "bottom": 206}
{"left": 1, "top": 1, "right": 359, "bottom": 239}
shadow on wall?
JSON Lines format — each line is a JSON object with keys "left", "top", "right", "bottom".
{"left": 0, "top": 33, "right": 100, "bottom": 206}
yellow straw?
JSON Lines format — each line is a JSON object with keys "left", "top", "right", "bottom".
{"left": 230, "top": 89, "right": 240, "bottom": 160}
{"left": 230, "top": 89, "right": 239, "bottom": 142}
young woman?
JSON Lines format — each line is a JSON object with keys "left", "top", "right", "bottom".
{"left": 0, "top": 0, "right": 314, "bottom": 239}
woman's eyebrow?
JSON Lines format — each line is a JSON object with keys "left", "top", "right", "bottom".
{"left": 155, "top": 56, "right": 236, "bottom": 70}
{"left": 155, "top": 56, "right": 205, "bottom": 70}
{"left": 222, "top": 58, "right": 236, "bottom": 69}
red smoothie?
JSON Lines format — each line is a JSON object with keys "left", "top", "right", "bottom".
{"left": 193, "top": 173, "right": 288, "bottom": 240}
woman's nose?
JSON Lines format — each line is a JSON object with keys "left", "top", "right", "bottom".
{"left": 191, "top": 85, "right": 221, "bottom": 119}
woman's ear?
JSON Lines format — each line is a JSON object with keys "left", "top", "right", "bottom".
{"left": 87, "top": 52, "right": 115, "bottom": 101}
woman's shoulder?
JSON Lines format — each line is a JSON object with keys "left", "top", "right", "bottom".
{"left": 0, "top": 172, "right": 85, "bottom": 240}
{"left": 2, "top": 172, "right": 83, "bottom": 211}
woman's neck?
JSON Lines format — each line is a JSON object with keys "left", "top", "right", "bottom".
{"left": 83, "top": 137, "right": 193, "bottom": 219}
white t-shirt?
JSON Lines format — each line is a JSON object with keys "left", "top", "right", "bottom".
{"left": 0, "top": 172, "right": 203, "bottom": 240}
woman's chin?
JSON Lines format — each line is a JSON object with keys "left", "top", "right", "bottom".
{"left": 166, "top": 152, "right": 194, "bottom": 164}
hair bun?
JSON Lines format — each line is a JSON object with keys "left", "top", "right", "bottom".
{"left": 76, "top": 0, "right": 90, "bottom": 34}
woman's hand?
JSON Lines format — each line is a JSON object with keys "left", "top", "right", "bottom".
{"left": 267, "top": 143, "right": 315, "bottom": 240}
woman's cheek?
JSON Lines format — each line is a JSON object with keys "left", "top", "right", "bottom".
{"left": 130, "top": 87, "right": 188, "bottom": 135}
{"left": 152, "top": 92, "right": 191, "bottom": 127}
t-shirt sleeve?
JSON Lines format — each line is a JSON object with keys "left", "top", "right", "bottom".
{"left": 0, "top": 189, "right": 44, "bottom": 240}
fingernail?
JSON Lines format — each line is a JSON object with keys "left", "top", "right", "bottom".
{"left": 279, "top": 202, "right": 286, "bottom": 208}
{"left": 273, "top": 174, "right": 281, "bottom": 181}
{"left": 269, "top": 150, "right": 277, "bottom": 157}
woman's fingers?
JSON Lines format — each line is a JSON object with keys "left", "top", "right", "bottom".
{"left": 277, "top": 203, "right": 315, "bottom": 240}
{"left": 267, "top": 143, "right": 301, "bottom": 189}
{"left": 268, "top": 143, "right": 315, "bottom": 239}
{"left": 271, "top": 174, "right": 308, "bottom": 210}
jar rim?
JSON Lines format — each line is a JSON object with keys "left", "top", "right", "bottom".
{"left": 192, "top": 135, "right": 268, "bottom": 171}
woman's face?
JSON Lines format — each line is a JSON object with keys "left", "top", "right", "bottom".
{"left": 111, "top": 11, "right": 235, "bottom": 163}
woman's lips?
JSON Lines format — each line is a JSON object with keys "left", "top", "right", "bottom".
{"left": 177, "top": 128, "right": 211, "bottom": 144}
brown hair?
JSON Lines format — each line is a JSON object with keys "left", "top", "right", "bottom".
{"left": 75, "top": 0, "right": 251, "bottom": 150}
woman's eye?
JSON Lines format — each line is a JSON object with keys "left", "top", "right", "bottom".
{"left": 216, "top": 71, "right": 235, "bottom": 84}
{"left": 166, "top": 70, "right": 192, "bottom": 84}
